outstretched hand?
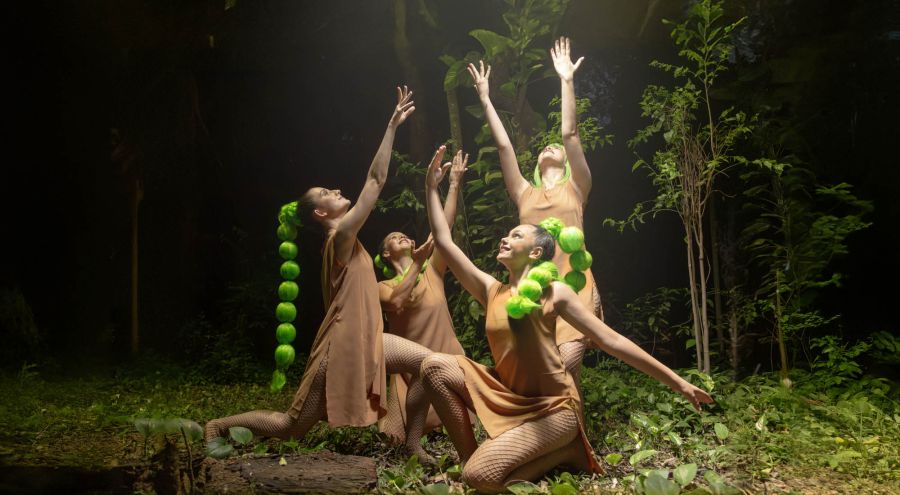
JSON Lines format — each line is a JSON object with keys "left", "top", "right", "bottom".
{"left": 676, "top": 381, "right": 715, "bottom": 412}
{"left": 466, "top": 61, "right": 491, "bottom": 99}
{"left": 412, "top": 236, "right": 434, "bottom": 265}
{"left": 390, "top": 86, "right": 416, "bottom": 127}
{"left": 550, "top": 37, "right": 584, "bottom": 81}
{"left": 448, "top": 149, "right": 469, "bottom": 185}
{"left": 425, "top": 145, "right": 449, "bottom": 190}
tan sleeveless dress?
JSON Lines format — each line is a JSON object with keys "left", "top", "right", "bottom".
{"left": 378, "top": 263, "right": 466, "bottom": 441}
{"left": 518, "top": 180, "right": 601, "bottom": 345}
{"left": 287, "top": 233, "right": 386, "bottom": 426}
{"left": 454, "top": 283, "right": 601, "bottom": 473}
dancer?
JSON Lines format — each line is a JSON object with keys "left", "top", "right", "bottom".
{"left": 467, "top": 37, "right": 600, "bottom": 387}
{"left": 421, "top": 148, "right": 713, "bottom": 493}
{"left": 375, "top": 148, "right": 469, "bottom": 462}
{"left": 205, "top": 87, "right": 434, "bottom": 449}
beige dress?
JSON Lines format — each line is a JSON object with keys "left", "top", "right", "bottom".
{"left": 518, "top": 180, "right": 601, "bottom": 345}
{"left": 377, "top": 263, "right": 466, "bottom": 441}
{"left": 287, "top": 233, "right": 386, "bottom": 426}
{"left": 454, "top": 283, "right": 601, "bottom": 473}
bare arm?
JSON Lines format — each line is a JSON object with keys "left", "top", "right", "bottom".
{"left": 467, "top": 61, "right": 529, "bottom": 202}
{"left": 380, "top": 238, "right": 433, "bottom": 313}
{"left": 551, "top": 37, "right": 591, "bottom": 200}
{"left": 431, "top": 150, "right": 468, "bottom": 275}
{"left": 426, "top": 146, "right": 496, "bottom": 306}
{"left": 551, "top": 282, "right": 714, "bottom": 410}
{"left": 334, "top": 87, "right": 415, "bottom": 260}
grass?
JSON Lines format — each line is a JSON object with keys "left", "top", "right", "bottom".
{"left": 0, "top": 359, "right": 898, "bottom": 494}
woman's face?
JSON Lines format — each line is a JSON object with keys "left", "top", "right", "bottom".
{"left": 497, "top": 225, "right": 542, "bottom": 268}
{"left": 310, "top": 187, "right": 351, "bottom": 219}
{"left": 537, "top": 145, "right": 566, "bottom": 171}
{"left": 382, "top": 232, "right": 413, "bottom": 260}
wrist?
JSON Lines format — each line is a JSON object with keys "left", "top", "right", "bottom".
{"left": 559, "top": 75, "right": 574, "bottom": 83}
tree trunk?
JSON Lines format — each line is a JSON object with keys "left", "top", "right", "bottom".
{"left": 685, "top": 221, "right": 703, "bottom": 371}
{"left": 130, "top": 178, "right": 143, "bottom": 355}
{"left": 728, "top": 294, "right": 740, "bottom": 378}
{"left": 775, "top": 268, "right": 789, "bottom": 382}
{"left": 392, "top": 0, "right": 429, "bottom": 161}
{"left": 696, "top": 208, "right": 711, "bottom": 373}
{"left": 709, "top": 195, "right": 724, "bottom": 356}
{"left": 446, "top": 87, "right": 463, "bottom": 153}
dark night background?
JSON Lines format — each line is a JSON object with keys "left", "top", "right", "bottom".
{"left": 3, "top": 0, "right": 899, "bottom": 372}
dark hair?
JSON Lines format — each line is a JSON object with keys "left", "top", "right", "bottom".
{"left": 530, "top": 224, "right": 556, "bottom": 261}
{"left": 296, "top": 188, "right": 321, "bottom": 232}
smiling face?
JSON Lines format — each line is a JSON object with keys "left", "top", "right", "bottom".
{"left": 381, "top": 232, "right": 413, "bottom": 261}
{"left": 497, "top": 225, "right": 547, "bottom": 269}
{"left": 537, "top": 144, "right": 566, "bottom": 174}
{"left": 308, "top": 187, "right": 351, "bottom": 221}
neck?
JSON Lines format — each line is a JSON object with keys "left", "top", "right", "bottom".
{"left": 508, "top": 263, "right": 530, "bottom": 288}
{"left": 392, "top": 256, "right": 414, "bottom": 274}
{"left": 541, "top": 166, "right": 565, "bottom": 188}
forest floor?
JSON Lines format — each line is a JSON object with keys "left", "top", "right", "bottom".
{"left": 0, "top": 359, "right": 897, "bottom": 494}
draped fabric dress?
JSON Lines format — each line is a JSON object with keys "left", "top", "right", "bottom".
{"left": 288, "top": 233, "right": 386, "bottom": 426}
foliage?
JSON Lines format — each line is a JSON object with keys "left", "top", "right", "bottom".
{"left": 0, "top": 287, "right": 42, "bottom": 371}
{"left": 606, "top": 0, "right": 752, "bottom": 374}
{"left": 618, "top": 287, "right": 693, "bottom": 352}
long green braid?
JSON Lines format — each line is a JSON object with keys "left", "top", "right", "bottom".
{"left": 504, "top": 216, "right": 592, "bottom": 319}
{"left": 271, "top": 201, "right": 302, "bottom": 391}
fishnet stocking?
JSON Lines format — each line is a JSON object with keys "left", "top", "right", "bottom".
{"left": 204, "top": 354, "right": 328, "bottom": 443}
{"left": 462, "top": 409, "right": 581, "bottom": 494}
{"left": 383, "top": 333, "right": 433, "bottom": 461}
{"left": 420, "top": 353, "right": 477, "bottom": 462}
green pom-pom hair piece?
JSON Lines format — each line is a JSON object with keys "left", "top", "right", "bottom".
{"left": 526, "top": 268, "right": 554, "bottom": 289}
{"left": 276, "top": 323, "right": 296, "bottom": 344}
{"left": 533, "top": 261, "right": 559, "bottom": 280}
{"left": 280, "top": 261, "right": 300, "bottom": 280}
{"left": 279, "top": 241, "right": 299, "bottom": 260}
{"left": 570, "top": 250, "right": 593, "bottom": 271}
{"left": 505, "top": 295, "right": 542, "bottom": 319}
{"left": 558, "top": 226, "right": 585, "bottom": 254}
{"left": 517, "top": 278, "right": 543, "bottom": 301}
{"left": 278, "top": 281, "right": 299, "bottom": 301}
{"left": 276, "top": 302, "right": 297, "bottom": 323}
{"left": 271, "top": 369, "right": 287, "bottom": 392}
{"left": 278, "top": 201, "right": 303, "bottom": 227}
{"left": 564, "top": 271, "right": 587, "bottom": 293}
{"left": 277, "top": 223, "right": 298, "bottom": 241}
{"left": 538, "top": 217, "right": 565, "bottom": 240}
{"left": 275, "top": 344, "right": 296, "bottom": 368}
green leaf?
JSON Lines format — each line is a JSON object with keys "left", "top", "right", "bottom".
{"left": 420, "top": 484, "right": 450, "bottom": 495}
{"left": 134, "top": 418, "right": 151, "bottom": 437}
{"left": 207, "top": 437, "right": 234, "bottom": 459}
{"left": 667, "top": 431, "right": 683, "bottom": 447}
{"left": 507, "top": 481, "right": 542, "bottom": 495}
{"left": 644, "top": 472, "right": 681, "bottom": 495}
{"left": 674, "top": 463, "right": 698, "bottom": 487}
{"left": 253, "top": 443, "right": 269, "bottom": 455}
{"left": 179, "top": 419, "right": 203, "bottom": 442}
{"left": 604, "top": 453, "right": 623, "bottom": 465}
{"left": 714, "top": 423, "right": 730, "bottom": 441}
{"left": 229, "top": 426, "right": 253, "bottom": 445}
{"left": 469, "top": 29, "right": 513, "bottom": 59}
{"left": 629, "top": 449, "right": 659, "bottom": 466}
{"left": 550, "top": 483, "right": 578, "bottom": 495}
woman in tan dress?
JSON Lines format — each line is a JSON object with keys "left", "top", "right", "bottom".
{"left": 205, "top": 87, "right": 435, "bottom": 444}
{"left": 420, "top": 149, "right": 713, "bottom": 493}
{"left": 467, "top": 37, "right": 600, "bottom": 388}
{"left": 375, "top": 149, "right": 468, "bottom": 462}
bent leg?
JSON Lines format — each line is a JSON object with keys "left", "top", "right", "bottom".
{"left": 383, "top": 334, "right": 434, "bottom": 461}
{"left": 204, "top": 355, "right": 328, "bottom": 443}
{"left": 420, "top": 353, "right": 477, "bottom": 462}
{"left": 462, "top": 409, "right": 580, "bottom": 494}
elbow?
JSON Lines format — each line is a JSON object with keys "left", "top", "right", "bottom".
{"left": 561, "top": 128, "right": 579, "bottom": 141}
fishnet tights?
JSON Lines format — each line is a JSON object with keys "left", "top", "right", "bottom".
{"left": 420, "top": 353, "right": 477, "bottom": 461}
{"left": 204, "top": 334, "right": 433, "bottom": 451}
{"left": 464, "top": 409, "right": 584, "bottom": 493}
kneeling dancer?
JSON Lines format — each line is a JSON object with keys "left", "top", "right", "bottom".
{"left": 421, "top": 147, "right": 714, "bottom": 493}
{"left": 205, "top": 87, "right": 433, "bottom": 450}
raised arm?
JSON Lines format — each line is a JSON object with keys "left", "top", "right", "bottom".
{"left": 467, "top": 61, "right": 529, "bottom": 202}
{"left": 426, "top": 146, "right": 496, "bottom": 306}
{"left": 334, "top": 87, "right": 415, "bottom": 259}
{"left": 552, "top": 282, "right": 714, "bottom": 411}
{"left": 380, "top": 237, "right": 433, "bottom": 313}
{"left": 551, "top": 37, "right": 591, "bottom": 200}
{"left": 431, "top": 149, "right": 468, "bottom": 275}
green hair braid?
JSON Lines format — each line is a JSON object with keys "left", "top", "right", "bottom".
{"left": 272, "top": 201, "right": 301, "bottom": 392}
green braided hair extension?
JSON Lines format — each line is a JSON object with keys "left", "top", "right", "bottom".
{"left": 373, "top": 254, "right": 395, "bottom": 279}
{"left": 272, "top": 201, "right": 302, "bottom": 392}
{"left": 533, "top": 143, "right": 571, "bottom": 187}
